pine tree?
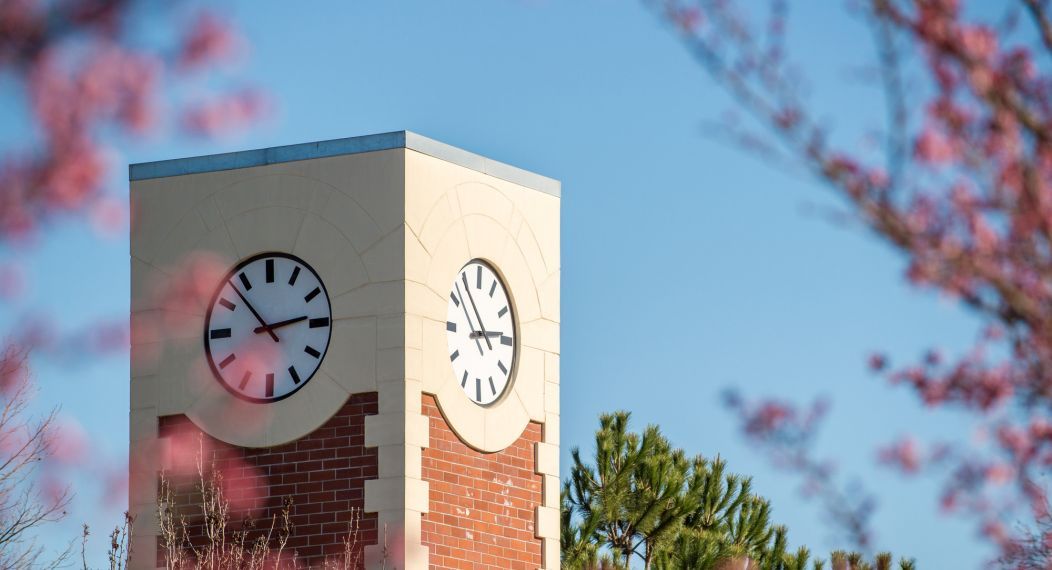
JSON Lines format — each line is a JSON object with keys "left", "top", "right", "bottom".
{"left": 562, "top": 482, "right": 600, "bottom": 568}
{"left": 566, "top": 412, "right": 694, "bottom": 568}
{"left": 565, "top": 412, "right": 775, "bottom": 569}
{"left": 562, "top": 411, "right": 921, "bottom": 570}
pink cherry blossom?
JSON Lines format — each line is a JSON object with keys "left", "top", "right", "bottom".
{"left": 723, "top": 391, "right": 875, "bottom": 549}
{"left": 0, "top": 264, "right": 25, "bottom": 300}
{"left": 653, "top": 0, "right": 1052, "bottom": 559}
{"left": 878, "top": 437, "right": 922, "bottom": 474}
{"left": 101, "top": 468, "right": 128, "bottom": 509}
{"left": 178, "top": 12, "right": 239, "bottom": 69}
{"left": 89, "top": 195, "right": 127, "bottom": 238}
{"left": 182, "top": 89, "right": 269, "bottom": 137}
{"left": 914, "top": 126, "right": 957, "bottom": 164}
{"left": 0, "top": 348, "right": 28, "bottom": 394}
{"left": 958, "top": 25, "right": 997, "bottom": 62}
{"left": 984, "top": 463, "right": 1013, "bottom": 486}
{"left": 48, "top": 416, "right": 89, "bottom": 466}
{"left": 0, "top": 4, "right": 267, "bottom": 540}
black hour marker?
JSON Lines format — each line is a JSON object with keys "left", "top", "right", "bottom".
{"left": 266, "top": 259, "right": 274, "bottom": 283}
{"left": 475, "top": 378, "right": 481, "bottom": 402}
{"left": 309, "top": 317, "right": 330, "bottom": 328}
{"left": 304, "top": 345, "right": 321, "bottom": 358}
{"left": 498, "top": 306, "right": 508, "bottom": 318}
{"left": 304, "top": 287, "right": 321, "bottom": 303}
{"left": 289, "top": 266, "right": 301, "bottom": 286}
{"left": 488, "top": 377, "right": 496, "bottom": 395}
{"left": 498, "top": 360, "right": 507, "bottom": 375}
{"left": 239, "top": 272, "right": 252, "bottom": 291}
{"left": 219, "top": 298, "right": 236, "bottom": 311}
{"left": 489, "top": 280, "right": 497, "bottom": 297}
{"left": 500, "top": 335, "right": 513, "bottom": 346}
{"left": 461, "top": 371, "right": 468, "bottom": 387}
{"left": 210, "top": 328, "right": 231, "bottom": 339}
{"left": 218, "top": 354, "right": 236, "bottom": 369}
{"left": 450, "top": 349, "right": 460, "bottom": 361}
{"left": 450, "top": 292, "right": 460, "bottom": 307}
{"left": 446, "top": 321, "right": 457, "bottom": 332}
{"left": 265, "top": 373, "right": 274, "bottom": 398}
{"left": 239, "top": 371, "right": 252, "bottom": 390}
{"left": 289, "top": 365, "right": 301, "bottom": 384}
{"left": 476, "top": 265, "right": 482, "bottom": 289}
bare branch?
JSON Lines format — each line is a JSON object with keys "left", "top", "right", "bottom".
{"left": 1021, "top": 0, "right": 1052, "bottom": 56}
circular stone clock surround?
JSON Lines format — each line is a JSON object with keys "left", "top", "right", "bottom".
{"left": 143, "top": 171, "right": 385, "bottom": 449}
{"left": 416, "top": 180, "right": 556, "bottom": 454}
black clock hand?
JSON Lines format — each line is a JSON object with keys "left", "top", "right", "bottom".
{"left": 228, "top": 281, "right": 279, "bottom": 342}
{"left": 254, "top": 315, "right": 307, "bottom": 334}
{"left": 469, "top": 331, "right": 503, "bottom": 339}
{"left": 461, "top": 273, "right": 493, "bottom": 350}
{"left": 454, "top": 283, "right": 485, "bottom": 356}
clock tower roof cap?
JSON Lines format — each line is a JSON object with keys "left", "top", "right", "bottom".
{"left": 129, "top": 130, "right": 560, "bottom": 197}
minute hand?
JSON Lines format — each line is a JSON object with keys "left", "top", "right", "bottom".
{"left": 461, "top": 273, "right": 492, "bottom": 350}
{"left": 229, "top": 281, "right": 279, "bottom": 342}
{"left": 455, "top": 283, "right": 484, "bottom": 356}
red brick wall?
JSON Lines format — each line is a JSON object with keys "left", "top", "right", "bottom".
{"left": 420, "top": 395, "right": 543, "bottom": 570}
{"left": 156, "top": 392, "right": 378, "bottom": 568}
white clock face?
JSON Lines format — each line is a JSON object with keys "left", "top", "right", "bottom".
{"left": 204, "top": 253, "right": 332, "bottom": 403}
{"left": 446, "top": 260, "right": 516, "bottom": 406}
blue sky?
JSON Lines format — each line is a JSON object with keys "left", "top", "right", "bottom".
{"left": 2, "top": 0, "right": 992, "bottom": 566}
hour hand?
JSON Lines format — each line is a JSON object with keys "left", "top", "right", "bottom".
{"left": 255, "top": 316, "right": 307, "bottom": 334}
{"left": 469, "top": 331, "right": 503, "bottom": 339}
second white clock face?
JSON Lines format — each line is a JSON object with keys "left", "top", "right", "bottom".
{"left": 446, "top": 260, "right": 516, "bottom": 406}
{"left": 204, "top": 253, "right": 332, "bottom": 403}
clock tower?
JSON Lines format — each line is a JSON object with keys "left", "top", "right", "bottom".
{"left": 128, "top": 132, "right": 561, "bottom": 569}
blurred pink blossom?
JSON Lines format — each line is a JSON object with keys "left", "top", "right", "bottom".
{"left": 182, "top": 89, "right": 268, "bottom": 137}
{"left": 652, "top": 0, "right": 1052, "bottom": 557}
{"left": 958, "top": 25, "right": 997, "bottom": 61}
{"left": 0, "top": 264, "right": 25, "bottom": 300}
{"left": 89, "top": 195, "right": 128, "bottom": 238}
{"left": 878, "top": 437, "right": 922, "bottom": 474}
{"left": 178, "top": 12, "right": 239, "bottom": 69}
{"left": 914, "top": 127, "right": 957, "bottom": 164}
{"left": 48, "top": 416, "right": 89, "bottom": 466}
{"left": 0, "top": 1, "right": 267, "bottom": 521}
